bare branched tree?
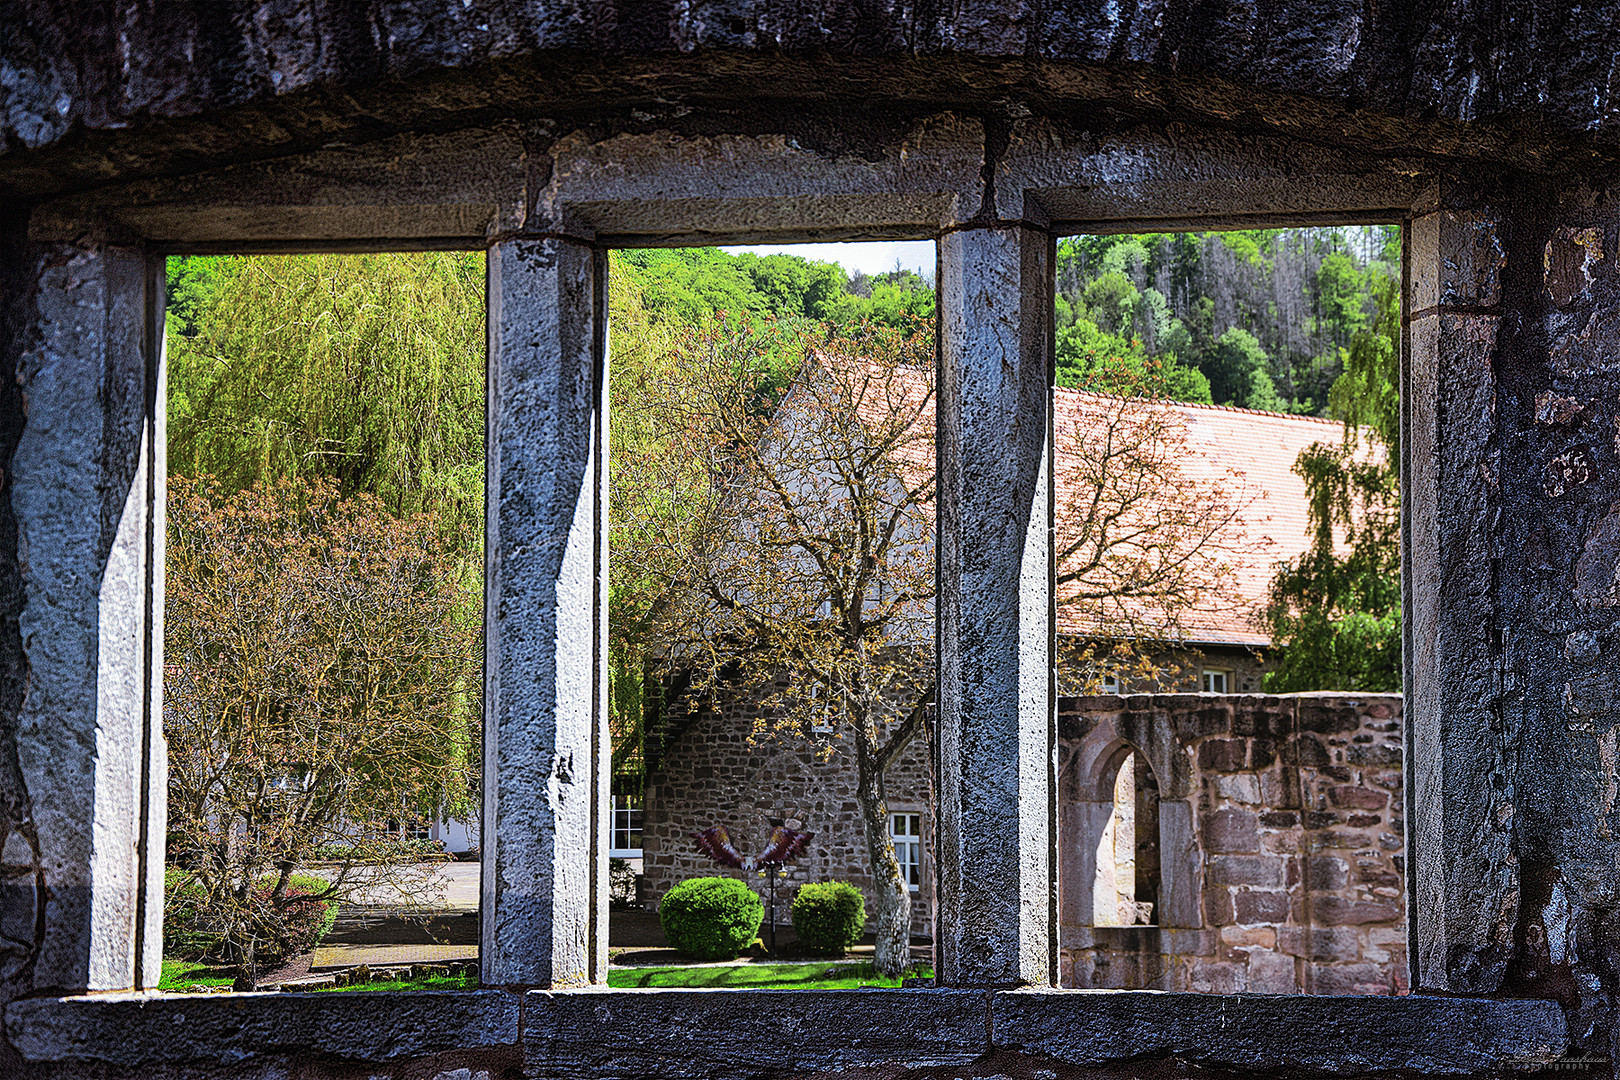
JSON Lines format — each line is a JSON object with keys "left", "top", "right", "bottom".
{"left": 620, "top": 318, "right": 936, "bottom": 977}
{"left": 165, "top": 476, "right": 480, "bottom": 986}
{"left": 1053, "top": 382, "right": 1260, "bottom": 693}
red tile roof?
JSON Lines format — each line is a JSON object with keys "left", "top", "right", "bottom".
{"left": 1052, "top": 392, "right": 1365, "bottom": 647}
{"left": 817, "top": 354, "right": 1376, "bottom": 649}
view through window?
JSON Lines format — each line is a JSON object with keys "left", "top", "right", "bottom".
{"left": 608, "top": 241, "right": 939, "bottom": 987}
{"left": 154, "top": 228, "right": 1400, "bottom": 998}
{"left": 1053, "top": 226, "right": 1405, "bottom": 994}
{"left": 162, "top": 252, "right": 485, "bottom": 994}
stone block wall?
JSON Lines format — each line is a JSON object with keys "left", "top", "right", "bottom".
{"left": 1059, "top": 693, "right": 1406, "bottom": 995}
{"left": 642, "top": 693, "right": 935, "bottom": 940}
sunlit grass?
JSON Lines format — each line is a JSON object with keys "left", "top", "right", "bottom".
{"left": 158, "top": 959, "right": 234, "bottom": 990}
{"left": 607, "top": 961, "right": 931, "bottom": 989}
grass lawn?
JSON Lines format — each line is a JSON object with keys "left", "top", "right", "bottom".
{"left": 159, "top": 959, "right": 235, "bottom": 991}
{"left": 607, "top": 961, "right": 931, "bottom": 989}
{"left": 316, "top": 972, "right": 479, "bottom": 992}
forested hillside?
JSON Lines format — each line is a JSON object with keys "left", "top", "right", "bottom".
{"left": 1054, "top": 226, "right": 1400, "bottom": 412}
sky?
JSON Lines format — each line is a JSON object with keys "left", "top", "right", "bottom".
{"left": 721, "top": 240, "right": 935, "bottom": 280}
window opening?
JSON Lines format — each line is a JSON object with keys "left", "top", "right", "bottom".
{"left": 891, "top": 813, "right": 923, "bottom": 892}
{"left": 610, "top": 241, "right": 937, "bottom": 976}
{"left": 1054, "top": 226, "right": 1406, "bottom": 995}
{"left": 162, "top": 252, "right": 485, "bottom": 993}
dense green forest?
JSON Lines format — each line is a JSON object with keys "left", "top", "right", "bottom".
{"left": 1054, "top": 226, "right": 1400, "bottom": 412}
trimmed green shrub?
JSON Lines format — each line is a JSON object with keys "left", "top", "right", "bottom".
{"left": 163, "top": 869, "right": 340, "bottom": 966}
{"left": 792, "top": 881, "right": 866, "bottom": 955}
{"left": 659, "top": 876, "right": 763, "bottom": 960}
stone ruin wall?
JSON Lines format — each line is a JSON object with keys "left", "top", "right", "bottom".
{"left": 642, "top": 693, "right": 935, "bottom": 941}
{"left": 1060, "top": 693, "right": 1407, "bottom": 995}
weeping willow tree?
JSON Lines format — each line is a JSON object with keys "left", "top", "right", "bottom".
{"left": 166, "top": 252, "right": 486, "bottom": 546}
{"left": 163, "top": 254, "right": 487, "bottom": 978}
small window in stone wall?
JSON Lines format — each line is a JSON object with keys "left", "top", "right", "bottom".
{"left": 1096, "top": 751, "right": 1161, "bottom": 926}
{"left": 611, "top": 794, "right": 644, "bottom": 857}
{"left": 1202, "top": 669, "right": 1229, "bottom": 693}
{"left": 890, "top": 813, "right": 922, "bottom": 891}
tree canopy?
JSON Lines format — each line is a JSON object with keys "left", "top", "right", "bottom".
{"left": 1260, "top": 267, "right": 1402, "bottom": 692}
{"left": 1054, "top": 226, "right": 1401, "bottom": 414}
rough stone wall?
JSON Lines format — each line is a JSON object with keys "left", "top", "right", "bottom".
{"left": 1059, "top": 693, "right": 1406, "bottom": 995}
{"left": 9, "top": 1, "right": 1620, "bottom": 205}
{"left": 643, "top": 693, "right": 935, "bottom": 940}
{"left": 1406, "top": 179, "right": 1620, "bottom": 1057}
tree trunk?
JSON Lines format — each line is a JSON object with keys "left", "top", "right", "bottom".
{"left": 854, "top": 727, "right": 910, "bottom": 978}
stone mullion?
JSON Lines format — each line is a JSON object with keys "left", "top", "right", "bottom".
{"left": 5, "top": 239, "right": 167, "bottom": 994}
{"left": 483, "top": 236, "right": 610, "bottom": 987}
{"left": 935, "top": 222, "right": 1056, "bottom": 987}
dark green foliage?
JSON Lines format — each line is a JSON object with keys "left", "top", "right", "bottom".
{"left": 164, "top": 869, "right": 339, "bottom": 966}
{"left": 791, "top": 881, "right": 867, "bottom": 955}
{"left": 659, "top": 877, "right": 764, "bottom": 960}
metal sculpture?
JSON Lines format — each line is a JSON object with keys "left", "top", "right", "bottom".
{"left": 691, "top": 824, "right": 813, "bottom": 955}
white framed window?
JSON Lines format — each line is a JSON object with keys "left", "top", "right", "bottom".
{"left": 611, "top": 793, "right": 643, "bottom": 858}
{"left": 890, "top": 811, "right": 922, "bottom": 892}
{"left": 1100, "top": 674, "right": 1120, "bottom": 694}
{"left": 1202, "top": 668, "right": 1229, "bottom": 694}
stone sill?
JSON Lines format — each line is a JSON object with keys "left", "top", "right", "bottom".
{"left": 7, "top": 987, "right": 1568, "bottom": 1077}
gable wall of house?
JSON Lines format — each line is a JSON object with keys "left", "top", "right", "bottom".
{"left": 643, "top": 692, "right": 936, "bottom": 941}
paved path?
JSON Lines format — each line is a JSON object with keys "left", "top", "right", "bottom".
{"left": 328, "top": 861, "right": 480, "bottom": 913}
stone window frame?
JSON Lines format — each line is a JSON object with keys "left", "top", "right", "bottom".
{"left": 3, "top": 114, "right": 1575, "bottom": 1075}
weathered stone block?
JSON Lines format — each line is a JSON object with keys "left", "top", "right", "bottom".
{"left": 1438, "top": 210, "right": 1505, "bottom": 307}
{"left": 1279, "top": 926, "right": 1364, "bottom": 962}
{"left": 1314, "top": 896, "right": 1401, "bottom": 926}
{"left": 7, "top": 991, "right": 521, "bottom": 1066}
{"left": 1205, "top": 807, "right": 1261, "bottom": 853}
{"left": 1233, "top": 889, "right": 1291, "bottom": 923}
{"left": 1328, "top": 785, "right": 1389, "bottom": 809}
{"left": 1221, "top": 924, "right": 1278, "bottom": 949}
{"left": 1198, "top": 738, "right": 1246, "bottom": 771}
{"left": 1306, "top": 855, "right": 1350, "bottom": 890}
{"left": 525, "top": 989, "right": 985, "bottom": 1077}
{"left": 1206, "top": 855, "right": 1284, "bottom": 888}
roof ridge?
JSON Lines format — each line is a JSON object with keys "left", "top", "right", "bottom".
{"left": 1054, "top": 383, "right": 1346, "bottom": 425}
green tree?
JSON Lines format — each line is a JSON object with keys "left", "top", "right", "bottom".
{"left": 1206, "top": 327, "right": 1280, "bottom": 410}
{"left": 1262, "top": 269, "right": 1402, "bottom": 692}
{"left": 166, "top": 253, "right": 486, "bottom": 547}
